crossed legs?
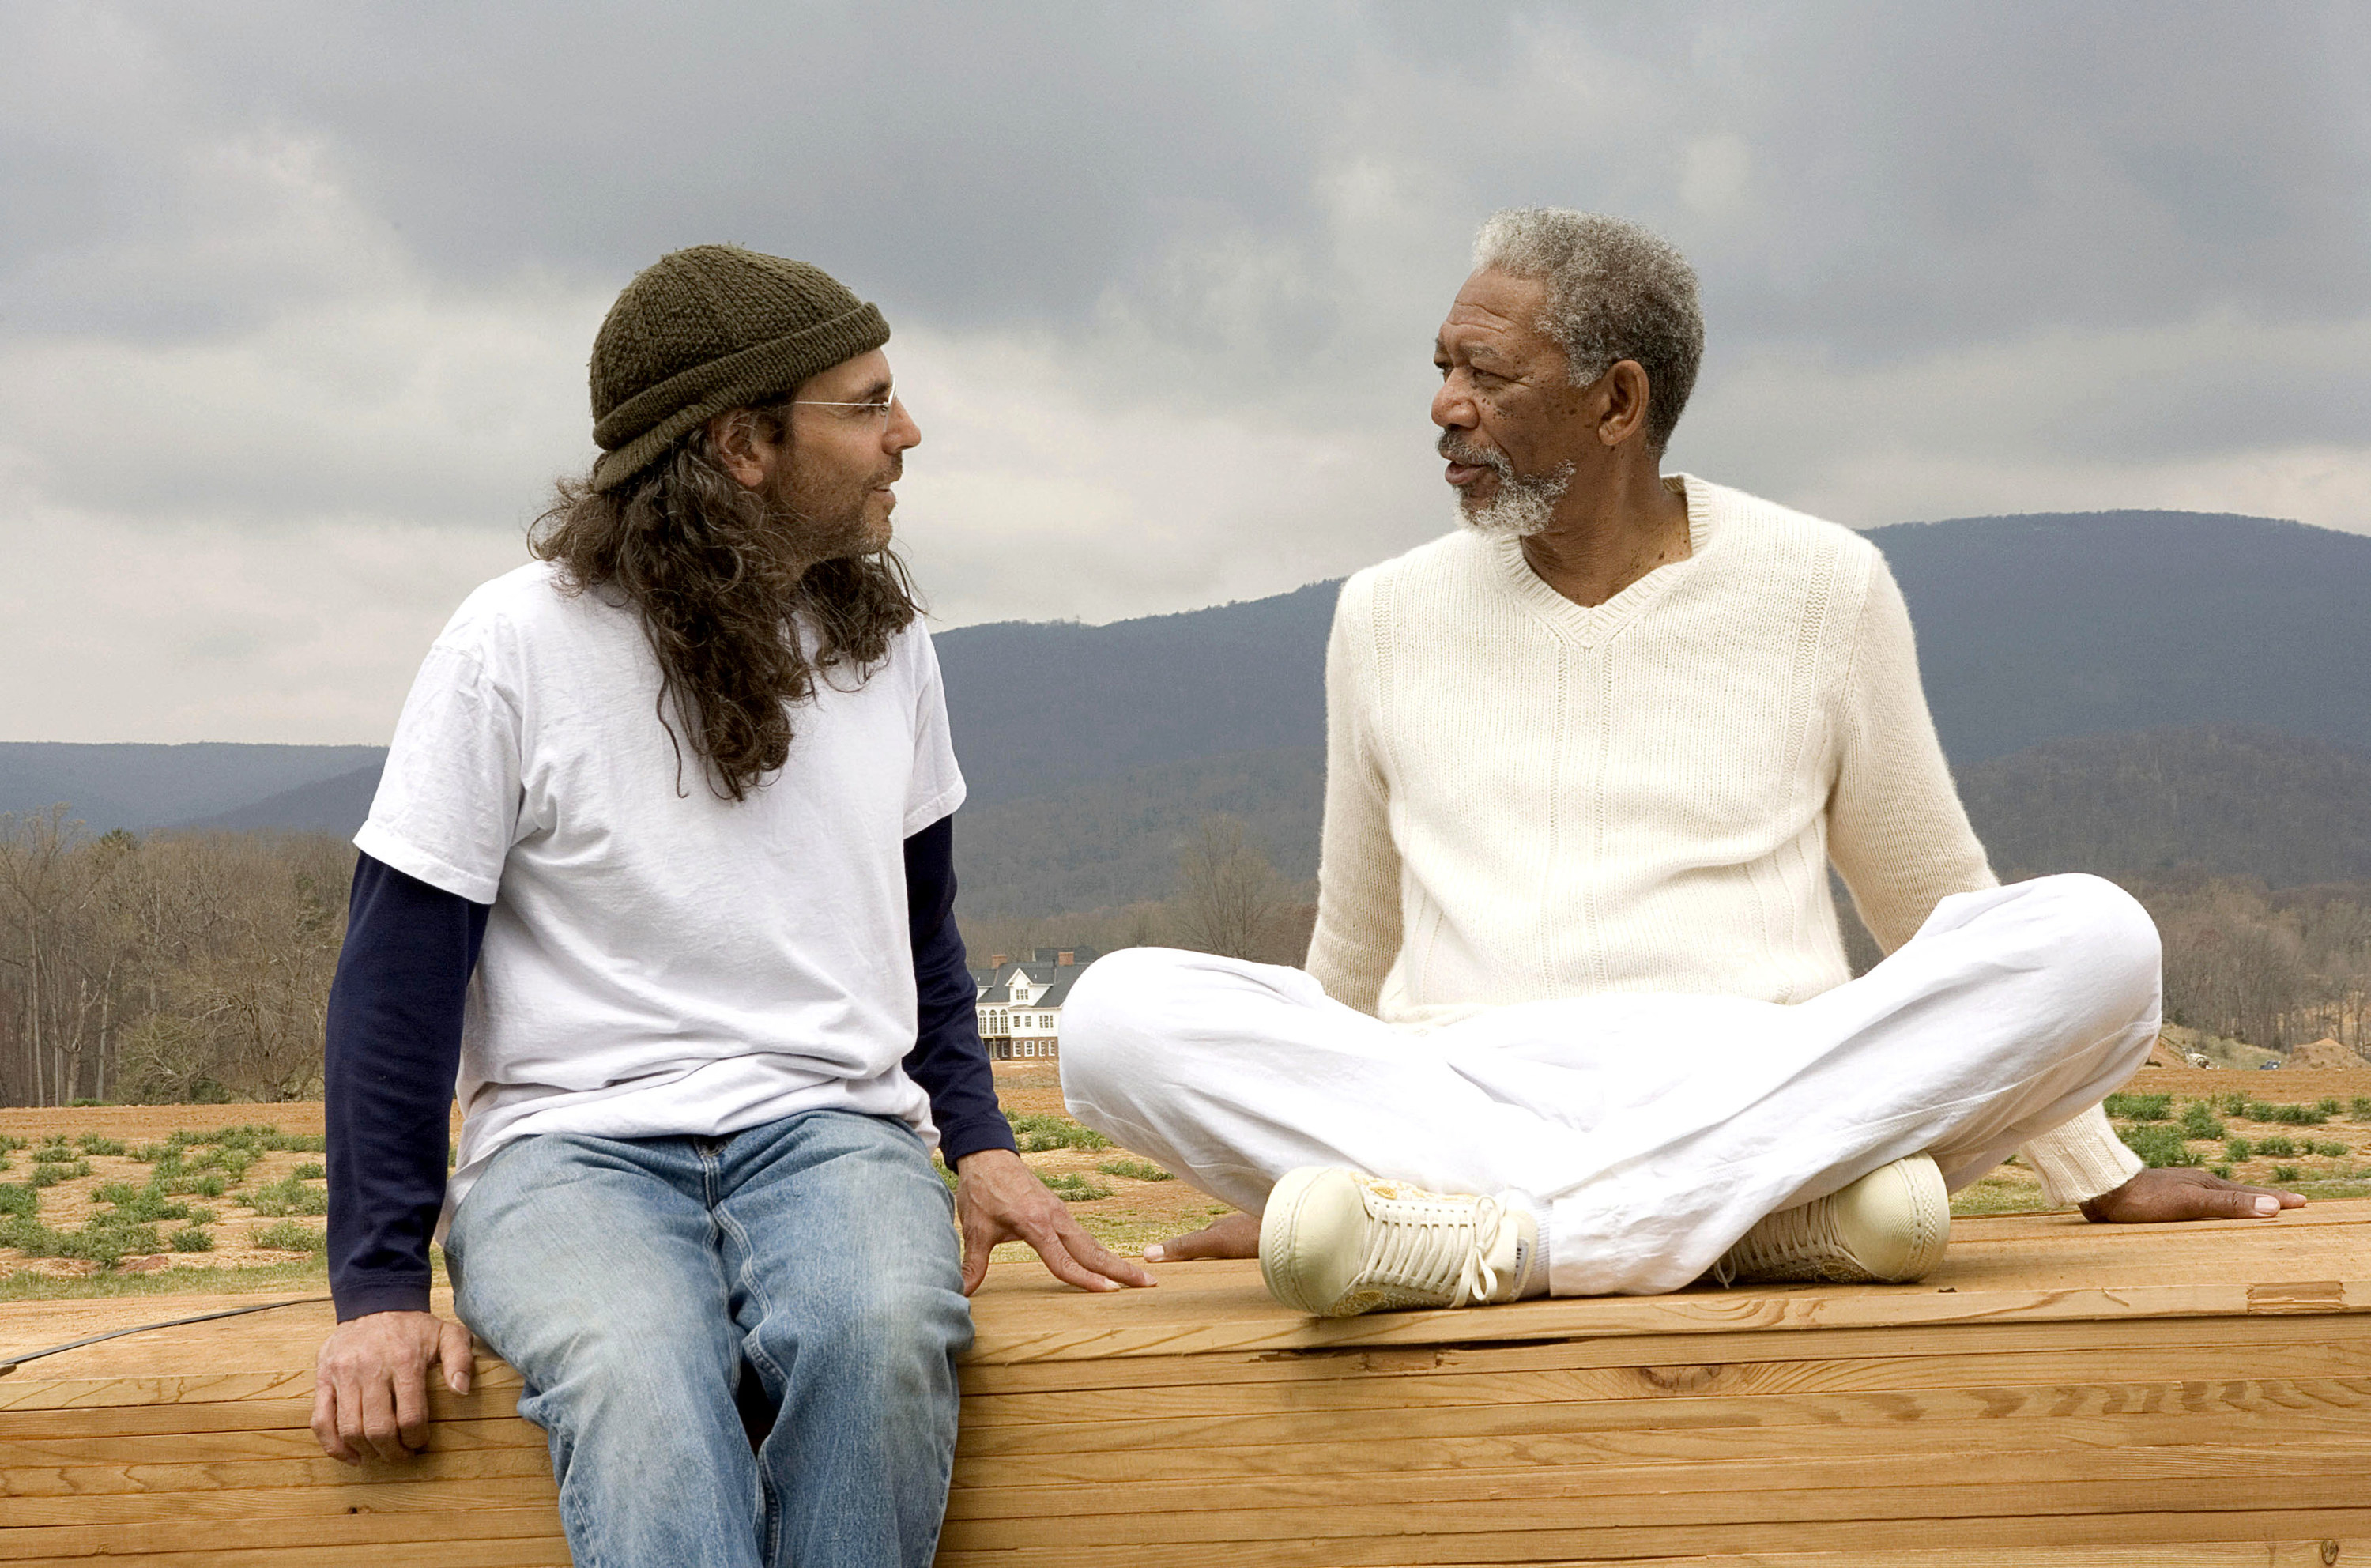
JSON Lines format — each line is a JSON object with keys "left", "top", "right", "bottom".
{"left": 1061, "top": 874, "right": 2161, "bottom": 1296}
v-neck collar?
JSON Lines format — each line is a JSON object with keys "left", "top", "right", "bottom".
{"left": 1488, "top": 472, "right": 1712, "bottom": 649}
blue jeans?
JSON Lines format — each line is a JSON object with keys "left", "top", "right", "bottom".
{"left": 445, "top": 1110, "right": 971, "bottom": 1568}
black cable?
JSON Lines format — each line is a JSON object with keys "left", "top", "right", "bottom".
{"left": 0, "top": 1295, "right": 332, "bottom": 1376}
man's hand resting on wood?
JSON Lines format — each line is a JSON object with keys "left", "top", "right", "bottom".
{"left": 956, "top": 1148, "right": 1157, "bottom": 1295}
{"left": 311, "top": 1310, "right": 473, "bottom": 1464}
{"left": 2079, "top": 1166, "right": 2307, "bottom": 1223}
{"left": 1144, "top": 1208, "right": 1261, "bottom": 1262}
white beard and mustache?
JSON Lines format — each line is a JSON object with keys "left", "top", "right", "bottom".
{"left": 1439, "top": 433, "right": 1573, "bottom": 538}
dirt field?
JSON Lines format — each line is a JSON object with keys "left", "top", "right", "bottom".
{"left": 5, "top": 1058, "right": 2366, "bottom": 1307}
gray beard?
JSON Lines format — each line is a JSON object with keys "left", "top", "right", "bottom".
{"left": 1457, "top": 460, "right": 1574, "bottom": 539}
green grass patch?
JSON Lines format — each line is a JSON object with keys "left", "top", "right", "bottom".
{"left": 1095, "top": 1159, "right": 1174, "bottom": 1182}
{"left": 2103, "top": 1091, "right": 2171, "bottom": 1121}
{"left": 2288, "top": 1179, "right": 2371, "bottom": 1201}
{"left": 88, "top": 1183, "right": 193, "bottom": 1225}
{"left": 0, "top": 1216, "right": 165, "bottom": 1268}
{"left": 2350, "top": 1097, "right": 2371, "bottom": 1119}
{"left": 0, "top": 1183, "right": 38, "bottom": 1220}
{"left": 169, "top": 1226, "right": 214, "bottom": 1252}
{"left": 2272, "top": 1164, "right": 2301, "bottom": 1184}
{"left": 246, "top": 1177, "right": 329, "bottom": 1218}
{"left": 0, "top": 1259, "right": 330, "bottom": 1302}
{"left": 2177, "top": 1102, "right": 2226, "bottom": 1140}
{"left": 2224, "top": 1137, "right": 2252, "bottom": 1163}
{"left": 2115, "top": 1123, "right": 2194, "bottom": 1167}
{"left": 292, "top": 1162, "right": 326, "bottom": 1182}
{"left": 1037, "top": 1171, "right": 1114, "bottom": 1202}
{"left": 74, "top": 1134, "right": 127, "bottom": 1157}
{"left": 2253, "top": 1135, "right": 2300, "bottom": 1158}
{"left": 2242, "top": 1101, "right": 2330, "bottom": 1125}
{"left": 1005, "top": 1112, "right": 1110, "bottom": 1153}
{"left": 251, "top": 1220, "right": 326, "bottom": 1253}
{"left": 28, "top": 1159, "right": 90, "bottom": 1188}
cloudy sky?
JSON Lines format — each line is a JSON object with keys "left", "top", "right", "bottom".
{"left": 4, "top": 2, "right": 2366, "bottom": 743}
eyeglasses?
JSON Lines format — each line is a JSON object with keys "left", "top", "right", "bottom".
{"left": 787, "top": 383, "right": 899, "bottom": 425}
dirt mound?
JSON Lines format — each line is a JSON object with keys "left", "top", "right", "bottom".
{"left": 2289, "top": 1037, "right": 2370, "bottom": 1070}
{"left": 2139, "top": 1035, "right": 2207, "bottom": 1069}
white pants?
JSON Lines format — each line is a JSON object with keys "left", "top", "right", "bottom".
{"left": 1059, "top": 874, "right": 2161, "bottom": 1296}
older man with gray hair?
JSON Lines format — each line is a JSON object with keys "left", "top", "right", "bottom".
{"left": 1057, "top": 208, "right": 2301, "bottom": 1317}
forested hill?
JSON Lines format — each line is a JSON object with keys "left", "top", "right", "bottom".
{"left": 1963, "top": 725, "right": 2371, "bottom": 887}
{"left": 1864, "top": 510, "right": 2371, "bottom": 765}
{"left": 934, "top": 580, "right": 1337, "bottom": 808}
{"left": 0, "top": 743, "right": 384, "bottom": 833}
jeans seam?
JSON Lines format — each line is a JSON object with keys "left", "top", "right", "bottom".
{"left": 714, "top": 1196, "right": 786, "bottom": 1567}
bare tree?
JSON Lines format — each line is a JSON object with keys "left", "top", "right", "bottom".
{"left": 1169, "top": 816, "right": 1285, "bottom": 962}
{"left": 0, "top": 819, "right": 351, "bottom": 1106}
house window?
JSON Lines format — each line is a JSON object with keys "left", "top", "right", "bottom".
{"left": 1022, "top": 1042, "right": 1036, "bottom": 1057}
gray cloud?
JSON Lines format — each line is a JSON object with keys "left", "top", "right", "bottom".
{"left": 2, "top": 1, "right": 2365, "bottom": 741}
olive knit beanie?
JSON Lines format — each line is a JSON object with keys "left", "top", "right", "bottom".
{"left": 587, "top": 244, "right": 891, "bottom": 492}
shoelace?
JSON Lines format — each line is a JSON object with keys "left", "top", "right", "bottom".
{"left": 1359, "top": 1191, "right": 1506, "bottom": 1306}
{"left": 1718, "top": 1197, "right": 1846, "bottom": 1283}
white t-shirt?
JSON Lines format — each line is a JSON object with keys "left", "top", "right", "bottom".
{"left": 355, "top": 561, "right": 966, "bottom": 1234}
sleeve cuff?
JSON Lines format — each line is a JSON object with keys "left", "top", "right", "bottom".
{"left": 352, "top": 820, "right": 502, "bottom": 906}
{"left": 333, "top": 1277, "right": 435, "bottom": 1322}
{"left": 2019, "top": 1103, "right": 2147, "bottom": 1208}
{"left": 938, "top": 1114, "right": 1020, "bottom": 1165}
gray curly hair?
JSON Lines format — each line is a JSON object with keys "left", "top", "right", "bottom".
{"left": 1472, "top": 209, "right": 1704, "bottom": 456}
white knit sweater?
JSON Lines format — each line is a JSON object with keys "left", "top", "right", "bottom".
{"left": 1305, "top": 473, "right": 2143, "bottom": 1208}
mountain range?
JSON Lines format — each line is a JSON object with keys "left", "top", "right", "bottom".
{"left": 6, "top": 509, "right": 2366, "bottom": 913}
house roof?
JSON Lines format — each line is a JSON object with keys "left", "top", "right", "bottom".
{"left": 975, "top": 961, "right": 1093, "bottom": 1012}
{"left": 1033, "top": 967, "right": 1088, "bottom": 1007}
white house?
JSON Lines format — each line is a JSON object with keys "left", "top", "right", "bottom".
{"left": 971, "top": 947, "right": 1100, "bottom": 1061}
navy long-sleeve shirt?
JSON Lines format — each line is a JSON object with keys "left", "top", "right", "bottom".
{"left": 325, "top": 812, "right": 1016, "bottom": 1320}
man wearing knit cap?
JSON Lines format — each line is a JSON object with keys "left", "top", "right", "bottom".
{"left": 309, "top": 244, "right": 1152, "bottom": 1566}
{"left": 1058, "top": 208, "right": 2303, "bottom": 1320}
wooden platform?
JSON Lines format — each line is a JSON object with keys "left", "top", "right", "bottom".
{"left": 4, "top": 1204, "right": 2369, "bottom": 1566}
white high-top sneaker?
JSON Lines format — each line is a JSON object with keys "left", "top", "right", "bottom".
{"left": 1712, "top": 1154, "right": 1951, "bottom": 1286}
{"left": 1259, "top": 1167, "right": 1542, "bottom": 1317}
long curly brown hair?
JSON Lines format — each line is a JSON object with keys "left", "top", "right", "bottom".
{"left": 531, "top": 408, "right": 921, "bottom": 801}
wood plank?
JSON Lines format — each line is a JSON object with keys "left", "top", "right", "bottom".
{"left": 0, "top": 1473, "right": 560, "bottom": 1528}
{"left": 0, "top": 1375, "right": 523, "bottom": 1419}
{"left": 0, "top": 1504, "right": 565, "bottom": 1561}
{"left": 963, "top": 1273, "right": 2371, "bottom": 1366}
{"left": 955, "top": 1347, "right": 2371, "bottom": 1434}
{"left": 51, "top": 1544, "right": 574, "bottom": 1568}
{"left": 0, "top": 1416, "right": 543, "bottom": 1468}
{"left": 948, "top": 1405, "right": 2371, "bottom": 1487}
{"left": 936, "top": 1473, "right": 2371, "bottom": 1550}
{"left": 934, "top": 1508, "right": 2371, "bottom": 1568}
{"left": 0, "top": 1442, "right": 557, "bottom": 1498}
{"left": 958, "top": 1305, "right": 2371, "bottom": 1396}
{"left": 934, "top": 1442, "right": 2371, "bottom": 1524}
{"left": 954, "top": 1378, "right": 2371, "bottom": 1463}
{"left": 1379, "top": 1548, "right": 2353, "bottom": 1568}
